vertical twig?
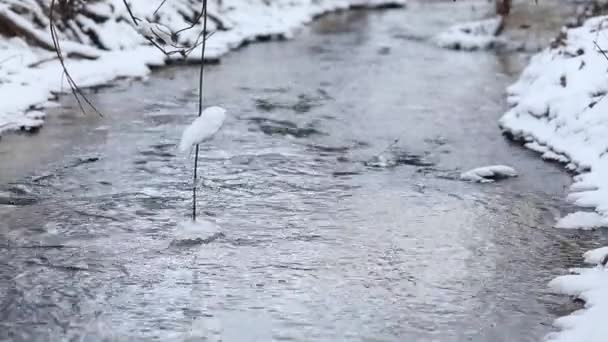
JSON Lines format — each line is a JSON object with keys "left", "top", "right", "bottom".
{"left": 192, "top": 0, "right": 208, "bottom": 222}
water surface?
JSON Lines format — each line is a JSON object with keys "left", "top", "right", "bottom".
{"left": 1, "top": 2, "right": 606, "bottom": 341}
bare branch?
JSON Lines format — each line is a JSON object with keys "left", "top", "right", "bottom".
{"left": 121, "top": 0, "right": 141, "bottom": 25}
{"left": 49, "top": 0, "right": 102, "bottom": 117}
{"left": 153, "top": 0, "right": 170, "bottom": 16}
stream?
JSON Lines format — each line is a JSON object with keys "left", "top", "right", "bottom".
{"left": 2, "top": 1, "right": 608, "bottom": 341}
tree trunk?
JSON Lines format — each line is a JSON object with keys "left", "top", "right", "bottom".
{"left": 496, "top": 0, "right": 512, "bottom": 16}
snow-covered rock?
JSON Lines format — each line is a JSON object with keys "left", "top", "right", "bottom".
{"left": 434, "top": 16, "right": 507, "bottom": 51}
{"left": 460, "top": 165, "right": 518, "bottom": 183}
{"left": 179, "top": 106, "right": 226, "bottom": 155}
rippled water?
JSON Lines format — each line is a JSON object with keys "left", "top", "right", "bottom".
{"left": 2, "top": 1, "right": 608, "bottom": 341}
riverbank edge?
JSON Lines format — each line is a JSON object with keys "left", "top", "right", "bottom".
{"left": 499, "top": 14, "right": 608, "bottom": 342}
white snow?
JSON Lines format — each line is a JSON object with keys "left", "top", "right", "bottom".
{"left": 135, "top": 20, "right": 174, "bottom": 44}
{"left": 178, "top": 106, "right": 226, "bottom": 155}
{"left": 170, "top": 219, "right": 224, "bottom": 246}
{"left": 0, "top": 0, "right": 406, "bottom": 136}
{"left": 584, "top": 247, "right": 608, "bottom": 265}
{"left": 460, "top": 165, "right": 518, "bottom": 183}
{"left": 499, "top": 15, "right": 608, "bottom": 342}
{"left": 555, "top": 211, "right": 606, "bottom": 230}
{"left": 173, "top": 219, "right": 222, "bottom": 240}
{"left": 434, "top": 16, "right": 507, "bottom": 51}
{"left": 365, "top": 154, "right": 392, "bottom": 168}
{"left": 547, "top": 266, "right": 608, "bottom": 342}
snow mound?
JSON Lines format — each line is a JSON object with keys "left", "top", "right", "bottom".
{"left": 170, "top": 219, "right": 224, "bottom": 246}
{"left": 547, "top": 266, "right": 608, "bottom": 342}
{"left": 584, "top": 247, "right": 608, "bottom": 265}
{"left": 555, "top": 211, "right": 606, "bottom": 230}
{"left": 178, "top": 106, "right": 226, "bottom": 155}
{"left": 434, "top": 17, "right": 506, "bottom": 51}
{"left": 460, "top": 165, "right": 518, "bottom": 183}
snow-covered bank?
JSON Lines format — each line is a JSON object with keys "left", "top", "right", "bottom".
{"left": 547, "top": 250, "right": 608, "bottom": 342}
{"left": 499, "top": 15, "right": 608, "bottom": 341}
{"left": 0, "top": 0, "right": 405, "bottom": 136}
{"left": 499, "top": 16, "right": 608, "bottom": 222}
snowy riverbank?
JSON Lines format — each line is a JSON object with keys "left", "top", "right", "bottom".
{"left": 0, "top": 0, "right": 405, "bottom": 136}
{"left": 499, "top": 15, "right": 608, "bottom": 342}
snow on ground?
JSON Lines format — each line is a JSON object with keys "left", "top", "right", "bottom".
{"left": 547, "top": 257, "right": 608, "bottom": 342}
{"left": 0, "top": 0, "right": 406, "bottom": 136}
{"left": 500, "top": 16, "right": 608, "bottom": 220}
{"left": 434, "top": 16, "right": 507, "bottom": 51}
{"left": 460, "top": 165, "right": 518, "bottom": 183}
{"left": 555, "top": 211, "right": 606, "bottom": 230}
{"left": 499, "top": 15, "right": 608, "bottom": 342}
{"left": 584, "top": 247, "right": 608, "bottom": 265}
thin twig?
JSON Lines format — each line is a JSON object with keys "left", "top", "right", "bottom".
{"left": 0, "top": 54, "right": 18, "bottom": 65}
{"left": 121, "top": 0, "right": 141, "bottom": 25}
{"left": 49, "top": 0, "right": 103, "bottom": 117}
{"left": 377, "top": 138, "right": 401, "bottom": 156}
{"left": 594, "top": 40, "right": 608, "bottom": 62}
{"left": 193, "top": 0, "right": 209, "bottom": 222}
{"left": 121, "top": 0, "right": 214, "bottom": 59}
{"left": 153, "top": 0, "right": 170, "bottom": 16}
{"left": 175, "top": 5, "right": 207, "bottom": 36}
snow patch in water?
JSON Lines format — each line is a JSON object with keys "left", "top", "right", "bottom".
{"left": 171, "top": 219, "right": 224, "bottom": 246}
{"left": 434, "top": 17, "right": 506, "bottom": 51}
{"left": 460, "top": 165, "right": 518, "bottom": 183}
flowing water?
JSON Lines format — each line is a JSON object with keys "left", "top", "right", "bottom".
{"left": 2, "top": 1, "right": 608, "bottom": 341}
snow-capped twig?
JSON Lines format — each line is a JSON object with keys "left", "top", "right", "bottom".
{"left": 121, "top": 0, "right": 214, "bottom": 59}
{"left": 179, "top": 107, "right": 226, "bottom": 154}
{"left": 192, "top": 0, "right": 209, "bottom": 222}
